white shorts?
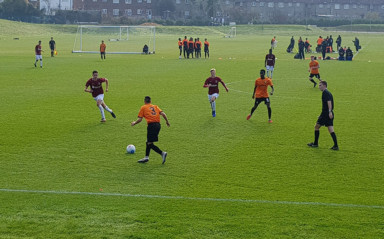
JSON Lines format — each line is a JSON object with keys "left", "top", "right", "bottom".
{"left": 266, "top": 65, "right": 274, "bottom": 71}
{"left": 35, "top": 55, "right": 42, "bottom": 60}
{"left": 208, "top": 93, "right": 219, "bottom": 102}
{"left": 93, "top": 94, "right": 104, "bottom": 102}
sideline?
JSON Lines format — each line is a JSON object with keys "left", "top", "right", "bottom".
{"left": 0, "top": 188, "right": 383, "bottom": 209}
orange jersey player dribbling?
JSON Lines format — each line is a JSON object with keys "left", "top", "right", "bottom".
{"left": 131, "top": 96, "right": 170, "bottom": 164}
{"left": 247, "top": 69, "right": 274, "bottom": 123}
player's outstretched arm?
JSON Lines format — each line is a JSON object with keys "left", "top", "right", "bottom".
{"left": 160, "top": 112, "right": 170, "bottom": 127}
{"left": 221, "top": 81, "right": 229, "bottom": 92}
{"left": 131, "top": 117, "right": 143, "bottom": 126}
{"left": 104, "top": 79, "right": 109, "bottom": 92}
{"left": 270, "top": 86, "right": 274, "bottom": 95}
{"left": 252, "top": 86, "right": 257, "bottom": 99}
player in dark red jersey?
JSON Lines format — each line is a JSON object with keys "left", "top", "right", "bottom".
{"left": 203, "top": 68, "right": 228, "bottom": 117}
{"left": 84, "top": 70, "right": 116, "bottom": 122}
{"left": 265, "top": 49, "right": 276, "bottom": 79}
{"left": 34, "top": 40, "right": 43, "bottom": 68}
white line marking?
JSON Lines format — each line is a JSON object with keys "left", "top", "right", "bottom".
{"left": 0, "top": 188, "right": 383, "bottom": 209}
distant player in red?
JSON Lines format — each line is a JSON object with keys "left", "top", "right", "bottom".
{"left": 203, "top": 68, "right": 228, "bottom": 117}
{"left": 34, "top": 40, "right": 43, "bottom": 68}
{"left": 131, "top": 96, "right": 170, "bottom": 164}
{"left": 265, "top": 49, "right": 276, "bottom": 79}
{"left": 84, "top": 70, "right": 116, "bottom": 122}
{"left": 247, "top": 69, "right": 274, "bottom": 123}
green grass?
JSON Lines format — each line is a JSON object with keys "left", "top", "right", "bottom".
{"left": 0, "top": 19, "right": 383, "bottom": 238}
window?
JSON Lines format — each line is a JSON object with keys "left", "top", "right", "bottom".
{"left": 288, "top": 3, "right": 292, "bottom": 7}
{"left": 240, "top": 1, "right": 243, "bottom": 7}
{"left": 125, "top": 9, "right": 132, "bottom": 16}
{"left": 102, "top": 9, "right": 107, "bottom": 14}
{"left": 185, "top": 0, "right": 189, "bottom": 4}
{"left": 92, "top": 0, "right": 97, "bottom": 2}
{"left": 359, "top": 5, "right": 364, "bottom": 9}
{"left": 226, "top": 0, "right": 230, "bottom": 5}
{"left": 260, "top": 2, "right": 264, "bottom": 7}
{"left": 278, "top": 2, "right": 284, "bottom": 8}
{"left": 382, "top": 5, "right": 384, "bottom": 9}
{"left": 335, "top": 4, "right": 340, "bottom": 10}
{"left": 319, "top": 4, "right": 323, "bottom": 8}
{"left": 185, "top": 10, "right": 189, "bottom": 16}
{"left": 268, "top": 2, "right": 274, "bottom": 7}
{"left": 176, "top": 0, "right": 180, "bottom": 4}
{"left": 146, "top": 9, "right": 152, "bottom": 15}
{"left": 296, "top": 3, "right": 300, "bottom": 7}
{"left": 352, "top": 4, "right": 357, "bottom": 9}
{"left": 137, "top": 0, "right": 142, "bottom": 2}
{"left": 137, "top": 9, "right": 142, "bottom": 14}
{"left": 113, "top": 9, "right": 119, "bottom": 15}
{"left": 125, "top": 0, "right": 131, "bottom": 3}
{"left": 113, "top": 0, "right": 119, "bottom": 3}
{"left": 147, "top": 0, "right": 151, "bottom": 3}
{"left": 344, "top": 4, "right": 349, "bottom": 9}
{"left": 252, "top": 2, "right": 256, "bottom": 7}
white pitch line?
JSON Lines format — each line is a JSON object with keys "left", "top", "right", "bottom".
{"left": 0, "top": 188, "right": 383, "bottom": 209}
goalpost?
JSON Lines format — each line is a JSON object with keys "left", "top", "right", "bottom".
{"left": 72, "top": 25, "right": 156, "bottom": 54}
{"left": 225, "top": 27, "right": 236, "bottom": 38}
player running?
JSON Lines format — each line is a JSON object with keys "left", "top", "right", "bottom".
{"left": 309, "top": 56, "right": 321, "bottom": 87}
{"left": 203, "top": 68, "right": 228, "bottom": 117}
{"left": 84, "top": 70, "right": 116, "bottom": 122}
{"left": 131, "top": 96, "right": 170, "bottom": 164}
{"left": 247, "top": 69, "right": 274, "bottom": 123}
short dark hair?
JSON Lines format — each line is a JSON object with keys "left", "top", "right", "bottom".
{"left": 320, "top": 80, "right": 327, "bottom": 87}
{"left": 92, "top": 70, "right": 98, "bottom": 74}
{"left": 260, "top": 69, "right": 265, "bottom": 74}
{"left": 144, "top": 96, "right": 151, "bottom": 103}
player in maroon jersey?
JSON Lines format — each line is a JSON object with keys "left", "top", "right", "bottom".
{"left": 34, "top": 40, "right": 43, "bottom": 68}
{"left": 84, "top": 70, "right": 116, "bottom": 122}
{"left": 265, "top": 49, "right": 276, "bottom": 79}
{"left": 203, "top": 68, "right": 228, "bottom": 117}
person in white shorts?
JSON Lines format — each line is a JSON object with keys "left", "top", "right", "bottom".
{"left": 34, "top": 40, "right": 43, "bottom": 68}
{"left": 265, "top": 49, "right": 276, "bottom": 79}
{"left": 203, "top": 68, "right": 228, "bottom": 117}
{"left": 84, "top": 70, "right": 116, "bottom": 122}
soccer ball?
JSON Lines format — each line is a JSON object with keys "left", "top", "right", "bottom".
{"left": 126, "top": 144, "right": 136, "bottom": 154}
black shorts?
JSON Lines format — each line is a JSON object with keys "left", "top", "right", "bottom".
{"left": 255, "top": 97, "right": 270, "bottom": 105}
{"left": 317, "top": 113, "right": 334, "bottom": 127}
{"left": 309, "top": 73, "right": 320, "bottom": 79}
{"left": 147, "top": 122, "right": 161, "bottom": 142}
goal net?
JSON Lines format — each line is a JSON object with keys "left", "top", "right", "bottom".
{"left": 225, "top": 27, "right": 236, "bottom": 38}
{"left": 72, "top": 25, "right": 156, "bottom": 54}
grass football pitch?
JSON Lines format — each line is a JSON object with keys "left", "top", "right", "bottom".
{"left": 0, "top": 20, "right": 383, "bottom": 238}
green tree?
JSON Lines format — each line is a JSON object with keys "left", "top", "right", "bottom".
{"left": 0, "top": 0, "right": 41, "bottom": 21}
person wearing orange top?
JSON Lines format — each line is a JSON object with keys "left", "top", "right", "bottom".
{"left": 204, "top": 38, "right": 210, "bottom": 58}
{"left": 195, "top": 38, "right": 202, "bottom": 58}
{"left": 308, "top": 56, "right": 321, "bottom": 87}
{"left": 178, "top": 38, "right": 182, "bottom": 58}
{"left": 182, "top": 36, "right": 188, "bottom": 58}
{"left": 271, "top": 36, "right": 277, "bottom": 49}
{"left": 247, "top": 69, "right": 274, "bottom": 123}
{"left": 316, "top": 36, "right": 323, "bottom": 53}
{"left": 100, "top": 40, "right": 106, "bottom": 60}
{"left": 187, "top": 37, "right": 194, "bottom": 58}
{"left": 131, "top": 96, "right": 170, "bottom": 164}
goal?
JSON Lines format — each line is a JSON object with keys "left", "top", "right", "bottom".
{"left": 72, "top": 25, "right": 156, "bottom": 54}
{"left": 225, "top": 27, "right": 236, "bottom": 38}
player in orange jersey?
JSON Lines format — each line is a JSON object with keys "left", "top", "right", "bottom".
{"left": 247, "top": 69, "right": 274, "bottom": 123}
{"left": 204, "top": 38, "right": 209, "bottom": 58}
{"left": 100, "top": 40, "right": 106, "bottom": 60}
{"left": 131, "top": 96, "right": 170, "bottom": 164}
{"left": 178, "top": 38, "right": 182, "bottom": 58}
{"left": 308, "top": 56, "right": 321, "bottom": 87}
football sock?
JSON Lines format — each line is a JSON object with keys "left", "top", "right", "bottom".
{"left": 268, "top": 107, "right": 272, "bottom": 120}
{"left": 211, "top": 101, "right": 216, "bottom": 112}
{"left": 146, "top": 143, "right": 151, "bottom": 157}
{"left": 40, "top": 60, "right": 43, "bottom": 67}
{"left": 330, "top": 132, "right": 338, "bottom": 147}
{"left": 270, "top": 71, "right": 273, "bottom": 78}
{"left": 310, "top": 79, "right": 316, "bottom": 84}
{"left": 151, "top": 144, "right": 163, "bottom": 155}
{"left": 104, "top": 105, "right": 112, "bottom": 113}
{"left": 314, "top": 130, "right": 320, "bottom": 145}
{"left": 98, "top": 105, "right": 105, "bottom": 119}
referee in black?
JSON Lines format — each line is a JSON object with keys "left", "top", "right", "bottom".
{"left": 308, "top": 81, "right": 339, "bottom": 150}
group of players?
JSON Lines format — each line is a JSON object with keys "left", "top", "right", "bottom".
{"left": 178, "top": 36, "right": 210, "bottom": 59}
